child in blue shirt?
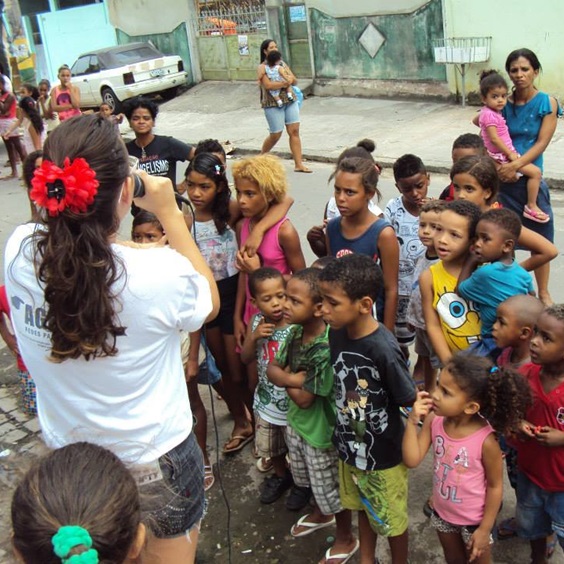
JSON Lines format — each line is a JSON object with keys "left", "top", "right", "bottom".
{"left": 457, "top": 208, "right": 534, "bottom": 358}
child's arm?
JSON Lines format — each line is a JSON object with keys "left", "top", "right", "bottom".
{"left": 28, "top": 125, "right": 42, "bottom": 151}
{"left": 378, "top": 226, "right": 399, "bottom": 331}
{"left": 484, "top": 125, "right": 518, "bottom": 160}
{"left": 286, "top": 386, "right": 315, "bottom": 409}
{"left": 455, "top": 253, "right": 481, "bottom": 292}
{"left": 69, "top": 84, "right": 81, "bottom": 109}
{"left": 402, "top": 391, "right": 434, "bottom": 468}
{"left": 517, "top": 226, "right": 558, "bottom": 272}
{"left": 233, "top": 222, "right": 248, "bottom": 349}
{"left": 186, "top": 331, "right": 201, "bottom": 381}
{"left": 240, "top": 316, "right": 275, "bottom": 365}
{"left": 467, "top": 434, "right": 503, "bottom": 562}
{"left": 266, "top": 361, "right": 307, "bottom": 388}
{"left": 50, "top": 88, "right": 73, "bottom": 112}
{"left": 0, "top": 312, "right": 19, "bottom": 357}
{"left": 278, "top": 220, "right": 306, "bottom": 273}
{"left": 534, "top": 425, "right": 564, "bottom": 447}
{"left": 420, "top": 269, "right": 452, "bottom": 365}
{"left": 229, "top": 196, "right": 294, "bottom": 257}
{"left": 116, "top": 113, "right": 124, "bottom": 124}
{"left": 2, "top": 116, "right": 22, "bottom": 138}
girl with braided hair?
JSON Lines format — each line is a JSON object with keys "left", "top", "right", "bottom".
{"left": 403, "top": 353, "right": 531, "bottom": 564}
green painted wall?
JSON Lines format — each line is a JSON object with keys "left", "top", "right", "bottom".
{"left": 310, "top": 0, "right": 446, "bottom": 81}
{"left": 198, "top": 35, "right": 268, "bottom": 81}
{"left": 116, "top": 23, "right": 194, "bottom": 85}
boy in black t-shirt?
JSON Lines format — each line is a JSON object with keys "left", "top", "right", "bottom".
{"left": 318, "top": 254, "right": 416, "bottom": 564}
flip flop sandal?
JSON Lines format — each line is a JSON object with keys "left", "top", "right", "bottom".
{"left": 291, "top": 514, "right": 336, "bottom": 538}
{"left": 495, "top": 517, "right": 518, "bottom": 540}
{"left": 319, "top": 539, "right": 360, "bottom": 564}
{"left": 523, "top": 205, "right": 550, "bottom": 224}
{"left": 223, "top": 432, "right": 254, "bottom": 454}
{"left": 204, "top": 465, "right": 215, "bottom": 492}
{"left": 547, "top": 533, "right": 557, "bottom": 559}
{"left": 294, "top": 167, "right": 313, "bottom": 173}
{"left": 256, "top": 457, "right": 273, "bottom": 473}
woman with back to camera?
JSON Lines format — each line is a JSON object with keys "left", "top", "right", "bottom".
{"left": 258, "top": 38, "right": 311, "bottom": 173}
{"left": 4, "top": 114, "right": 219, "bottom": 563}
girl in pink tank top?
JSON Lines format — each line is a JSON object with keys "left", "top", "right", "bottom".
{"left": 403, "top": 353, "right": 531, "bottom": 563}
{"left": 232, "top": 154, "right": 305, "bottom": 348}
{"left": 50, "top": 65, "right": 81, "bottom": 122}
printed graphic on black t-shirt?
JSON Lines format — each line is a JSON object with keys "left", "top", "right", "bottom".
{"left": 330, "top": 326, "right": 416, "bottom": 471}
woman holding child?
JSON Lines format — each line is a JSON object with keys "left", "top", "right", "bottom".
{"left": 258, "top": 39, "right": 311, "bottom": 173}
{"left": 497, "top": 48, "right": 561, "bottom": 305}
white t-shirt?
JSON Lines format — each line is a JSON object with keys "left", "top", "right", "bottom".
{"left": 384, "top": 196, "right": 424, "bottom": 296}
{"left": 326, "top": 196, "right": 383, "bottom": 221}
{"left": 5, "top": 223, "right": 212, "bottom": 464}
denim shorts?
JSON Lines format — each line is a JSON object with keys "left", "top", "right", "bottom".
{"left": 140, "top": 432, "right": 205, "bottom": 538}
{"left": 264, "top": 101, "right": 300, "bottom": 133}
{"left": 516, "top": 472, "right": 564, "bottom": 548}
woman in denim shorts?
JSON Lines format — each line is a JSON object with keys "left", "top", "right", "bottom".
{"left": 258, "top": 39, "right": 311, "bottom": 173}
{"left": 4, "top": 115, "right": 219, "bottom": 563}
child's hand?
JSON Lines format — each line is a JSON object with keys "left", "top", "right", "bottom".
{"left": 467, "top": 526, "right": 490, "bottom": 562}
{"left": 236, "top": 249, "right": 261, "bottom": 274}
{"left": 252, "top": 317, "right": 275, "bottom": 340}
{"left": 306, "top": 225, "right": 325, "bottom": 243}
{"left": 534, "top": 426, "right": 564, "bottom": 447}
{"left": 518, "top": 420, "right": 537, "bottom": 440}
{"left": 242, "top": 230, "right": 263, "bottom": 258}
{"left": 409, "top": 391, "right": 433, "bottom": 425}
{"left": 234, "top": 318, "right": 247, "bottom": 350}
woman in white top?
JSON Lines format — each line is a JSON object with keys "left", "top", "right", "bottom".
{"left": 4, "top": 114, "right": 219, "bottom": 563}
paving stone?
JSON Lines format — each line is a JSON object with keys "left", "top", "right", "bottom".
{"left": 0, "top": 388, "right": 10, "bottom": 399}
{"left": 10, "top": 410, "right": 30, "bottom": 423}
{"left": 0, "top": 397, "right": 18, "bottom": 413}
{"left": 23, "top": 419, "right": 40, "bottom": 434}
{"left": 0, "top": 423, "right": 16, "bottom": 439}
{"left": 1, "top": 429, "right": 27, "bottom": 443}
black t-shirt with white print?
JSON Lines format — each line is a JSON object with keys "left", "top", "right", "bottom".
{"left": 329, "top": 324, "right": 416, "bottom": 471}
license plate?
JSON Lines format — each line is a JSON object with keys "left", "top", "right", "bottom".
{"left": 150, "top": 69, "right": 165, "bottom": 77}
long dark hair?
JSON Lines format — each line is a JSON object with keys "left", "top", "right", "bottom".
{"left": 12, "top": 442, "right": 141, "bottom": 564}
{"left": 19, "top": 96, "right": 44, "bottom": 135}
{"left": 260, "top": 38, "right": 275, "bottom": 63}
{"left": 185, "top": 152, "right": 230, "bottom": 234}
{"left": 34, "top": 114, "right": 129, "bottom": 361}
{"left": 450, "top": 155, "right": 499, "bottom": 205}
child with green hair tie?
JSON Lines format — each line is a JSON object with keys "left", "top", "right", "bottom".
{"left": 11, "top": 442, "right": 146, "bottom": 563}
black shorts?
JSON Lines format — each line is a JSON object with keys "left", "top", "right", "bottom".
{"left": 206, "top": 274, "right": 238, "bottom": 335}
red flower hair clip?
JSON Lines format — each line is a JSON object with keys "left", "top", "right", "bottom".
{"left": 30, "top": 157, "right": 99, "bottom": 217}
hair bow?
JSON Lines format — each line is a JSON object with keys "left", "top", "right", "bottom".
{"left": 30, "top": 157, "right": 99, "bottom": 217}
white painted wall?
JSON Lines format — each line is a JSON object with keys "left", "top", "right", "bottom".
{"left": 442, "top": 0, "right": 564, "bottom": 100}
{"left": 106, "top": 0, "right": 190, "bottom": 36}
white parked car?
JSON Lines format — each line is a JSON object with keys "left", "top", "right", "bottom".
{"left": 70, "top": 42, "right": 188, "bottom": 111}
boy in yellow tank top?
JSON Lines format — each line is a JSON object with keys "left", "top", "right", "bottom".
{"left": 420, "top": 200, "right": 482, "bottom": 365}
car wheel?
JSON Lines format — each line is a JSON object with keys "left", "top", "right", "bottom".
{"left": 160, "top": 86, "right": 179, "bottom": 101}
{"left": 101, "top": 87, "right": 122, "bottom": 113}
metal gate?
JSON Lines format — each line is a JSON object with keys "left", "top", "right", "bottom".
{"left": 194, "top": 2, "right": 267, "bottom": 81}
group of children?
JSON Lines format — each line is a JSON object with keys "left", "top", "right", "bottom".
{"left": 6, "top": 123, "right": 563, "bottom": 563}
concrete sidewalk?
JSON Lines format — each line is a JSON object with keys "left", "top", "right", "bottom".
{"left": 142, "top": 80, "right": 564, "bottom": 186}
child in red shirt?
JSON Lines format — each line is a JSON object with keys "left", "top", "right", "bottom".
{"left": 516, "top": 304, "right": 564, "bottom": 561}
